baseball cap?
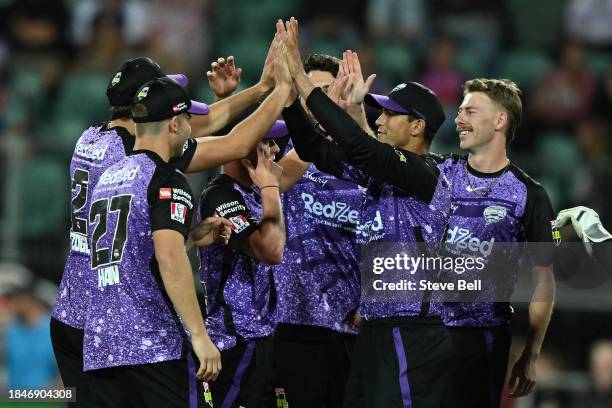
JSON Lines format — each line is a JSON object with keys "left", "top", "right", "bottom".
{"left": 364, "top": 82, "right": 446, "bottom": 134}
{"left": 106, "top": 57, "right": 189, "bottom": 107}
{"left": 264, "top": 120, "right": 289, "bottom": 140}
{"left": 132, "top": 77, "right": 209, "bottom": 123}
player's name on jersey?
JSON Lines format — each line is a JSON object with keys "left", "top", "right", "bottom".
{"left": 99, "top": 166, "right": 140, "bottom": 186}
{"left": 97, "top": 265, "right": 120, "bottom": 288}
{"left": 70, "top": 231, "right": 90, "bottom": 254}
{"left": 75, "top": 142, "right": 108, "bottom": 161}
{"left": 302, "top": 170, "right": 328, "bottom": 187}
{"left": 372, "top": 279, "right": 482, "bottom": 292}
{"left": 215, "top": 200, "right": 246, "bottom": 217}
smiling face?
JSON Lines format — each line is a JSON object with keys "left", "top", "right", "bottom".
{"left": 374, "top": 108, "right": 428, "bottom": 154}
{"left": 455, "top": 92, "right": 505, "bottom": 152}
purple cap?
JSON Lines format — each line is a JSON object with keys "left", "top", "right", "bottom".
{"left": 364, "top": 93, "right": 410, "bottom": 114}
{"left": 264, "top": 120, "right": 289, "bottom": 140}
{"left": 167, "top": 74, "right": 188, "bottom": 88}
{"left": 188, "top": 100, "right": 210, "bottom": 115}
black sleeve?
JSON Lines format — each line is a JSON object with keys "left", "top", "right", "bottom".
{"left": 305, "top": 87, "right": 440, "bottom": 201}
{"left": 282, "top": 98, "right": 347, "bottom": 178}
{"left": 169, "top": 138, "right": 197, "bottom": 172}
{"left": 147, "top": 167, "right": 195, "bottom": 239}
{"left": 200, "top": 183, "right": 258, "bottom": 252}
{"left": 522, "top": 182, "right": 555, "bottom": 266}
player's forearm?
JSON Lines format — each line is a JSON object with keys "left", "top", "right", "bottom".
{"left": 225, "top": 85, "right": 291, "bottom": 155}
{"left": 258, "top": 187, "right": 285, "bottom": 260}
{"left": 282, "top": 99, "right": 346, "bottom": 178}
{"left": 158, "top": 251, "right": 208, "bottom": 337}
{"left": 346, "top": 104, "right": 375, "bottom": 137}
{"left": 523, "top": 267, "right": 555, "bottom": 359}
{"left": 191, "top": 82, "right": 270, "bottom": 137}
{"left": 279, "top": 152, "right": 309, "bottom": 193}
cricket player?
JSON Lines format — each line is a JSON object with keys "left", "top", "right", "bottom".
{"left": 272, "top": 53, "right": 365, "bottom": 408}
{"left": 52, "top": 24, "right": 289, "bottom": 404}
{"left": 197, "top": 50, "right": 294, "bottom": 407}
{"left": 281, "top": 17, "right": 453, "bottom": 408}
{"left": 83, "top": 77, "right": 222, "bottom": 406}
{"left": 436, "top": 79, "right": 556, "bottom": 407}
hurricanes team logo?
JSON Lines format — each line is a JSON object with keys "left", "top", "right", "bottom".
{"left": 137, "top": 86, "right": 149, "bottom": 100}
{"left": 393, "top": 148, "right": 406, "bottom": 162}
{"left": 483, "top": 205, "right": 507, "bottom": 225}
{"left": 111, "top": 72, "right": 122, "bottom": 86}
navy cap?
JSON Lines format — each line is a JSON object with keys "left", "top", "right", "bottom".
{"left": 106, "top": 57, "right": 189, "bottom": 107}
{"left": 365, "top": 82, "right": 446, "bottom": 134}
{"left": 132, "top": 77, "right": 209, "bottom": 123}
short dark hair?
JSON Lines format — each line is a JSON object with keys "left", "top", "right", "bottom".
{"left": 463, "top": 78, "right": 523, "bottom": 146}
{"left": 406, "top": 115, "right": 435, "bottom": 146}
{"left": 110, "top": 105, "right": 132, "bottom": 120}
{"left": 303, "top": 54, "right": 340, "bottom": 76}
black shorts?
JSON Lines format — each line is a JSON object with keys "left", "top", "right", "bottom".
{"left": 273, "top": 323, "right": 356, "bottom": 408}
{"left": 88, "top": 354, "right": 206, "bottom": 408}
{"left": 50, "top": 316, "right": 91, "bottom": 407}
{"left": 209, "top": 336, "right": 275, "bottom": 408}
{"left": 445, "top": 325, "right": 512, "bottom": 408}
{"left": 343, "top": 316, "right": 452, "bottom": 408}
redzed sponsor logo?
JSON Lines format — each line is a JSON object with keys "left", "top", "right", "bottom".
{"left": 159, "top": 188, "right": 172, "bottom": 199}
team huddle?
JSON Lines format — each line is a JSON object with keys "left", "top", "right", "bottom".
{"left": 49, "top": 17, "right": 611, "bottom": 408}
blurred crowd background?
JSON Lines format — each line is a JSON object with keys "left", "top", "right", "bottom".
{"left": 0, "top": 0, "right": 610, "bottom": 406}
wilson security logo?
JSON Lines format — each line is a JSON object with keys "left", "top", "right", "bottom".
{"left": 446, "top": 226, "right": 495, "bottom": 257}
{"left": 483, "top": 205, "right": 507, "bottom": 225}
{"left": 300, "top": 192, "right": 359, "bottom": 226}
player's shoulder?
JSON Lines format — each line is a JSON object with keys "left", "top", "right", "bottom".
{"left": 508, "top": 163, "right": 545, "bottom": 191}
{"left": 426, "top": 152, "right": 465, "bottom": 165}
{"left": 201, "top": 174, "right": 238, "bottom": 201}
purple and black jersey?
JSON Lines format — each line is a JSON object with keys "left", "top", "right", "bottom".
{"left": 53, "top": 124, "right": 134, "bottom": 329}
{"left": 53, "top": 125, "right": 196, "bottom": 330}
{"left": 82, "top": 150, "right": 196, "bottom": 370}
{"left": 283, "top": 91, "right": 452, "bottom": 321}
{"left": 437, "top": 155, "right": 554, "bottom": 327}
{"left": 274, "top": 162, "right": 363, "bottom": 334}
{"left": 198, "top": 174, "right": 276, "bottom": 351}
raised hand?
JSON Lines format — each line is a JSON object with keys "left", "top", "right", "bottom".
{"left": 283, "top": 17, "right": 304, "bottom": 78}
{"left": 343, "top": 50, "right": 376, "bottom": 105}
{"left": 327, "top": 69, "right": 350, "bottom": 110}
{"left": 242, "top": 143, "right": 283, "bottom": 189}
{"left": 190, "top": 216, "right": 233, "bottom": 247}
{"left": 274, "top": 37, "right": 293, "bottom": 87}
{"left": 260, "top": 22, "right": 283, "bottom": 92}
{"left": 207, "top": 56, "right": 242, "bottom": 99}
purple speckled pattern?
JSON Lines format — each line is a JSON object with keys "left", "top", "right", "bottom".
{"left": 343, "top": 162, "right": 452, "bottom": 321}
{"left": 83, "top": 153, "right": 187, "bottom": 370}
{"left": 437, "top": 156, "right": 529, "bottom": 327}
{"left": 273, "top": 163, "right": 363, "bottom": 334}
{"left": 53, "top": 124, "right": 132, "bottom": 329}
{"left": 199, "top": 180, "right": 276, "bottom": 351}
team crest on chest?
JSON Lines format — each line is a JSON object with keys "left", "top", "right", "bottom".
{"left": 483, "top": 205, "right": 507, "bottom": 225}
